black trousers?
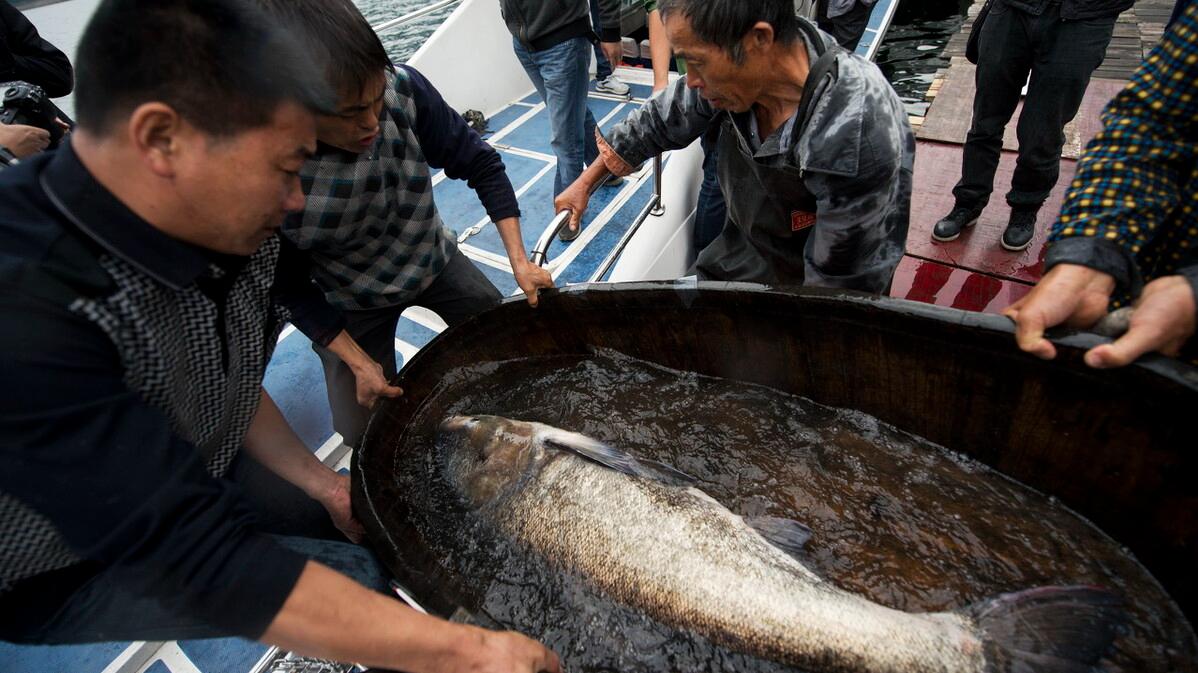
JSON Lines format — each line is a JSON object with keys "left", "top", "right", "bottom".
{"left": 953, "top": 0, "right": 1116, "bottom": 212}
{"left": 816, "top": 0, "right": 876, "bottom": 52}
{"left": 314, "top": 250, "right": 501, "bottom": 447}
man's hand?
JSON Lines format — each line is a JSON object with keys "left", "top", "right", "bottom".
{"left": 1003, "top": 263, "right": 1116, "bottom": 360}
{"left": 512, "top": 260, "right": 555, "bottom": 307}
{"left": 317, "top": 472, "right": 366, "bottom": 543}
{"left": 601, "top": 41, "right": 623, "bottom": 69}
{"left": 437, "top": 626, "right": 561, "bottom": 673}
{"left": 554, "top": 179, "right": 593, "bottom": 235}
{"left": 349, "top": 357, "right": 404, "bottom": 408}
{"left": 0, "top": 123, "right": 50, "bottom": 158}
{"left": 1084, "top": 274, "right": 1197, "bottom": 368}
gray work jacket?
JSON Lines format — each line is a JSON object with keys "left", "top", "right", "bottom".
{"left": 597, "top": 25, "right": 914, "bottom": 292}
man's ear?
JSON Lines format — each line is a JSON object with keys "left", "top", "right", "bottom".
{"left": 126, "top": 102, "right": 188, "bottom": 178}
{"left": 744, "top": 20, "right": 777, "bottom": 56}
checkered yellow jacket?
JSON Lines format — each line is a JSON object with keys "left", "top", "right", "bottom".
{"left": 1047, "top": 0, "right": 1198, "bottom": 307}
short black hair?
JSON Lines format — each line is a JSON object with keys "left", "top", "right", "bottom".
{"left": 254, "top": 0, "right": 393, "bottom": 102}
{"left": 74, "top": 0, "right": 334, "bottom": 136}
{"left": 658, "top": 0, "right": 802, "bottom": 63}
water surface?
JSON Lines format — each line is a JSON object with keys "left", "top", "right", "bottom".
{"left": 373, "top": 349, "right": 1197, "bottom": 673}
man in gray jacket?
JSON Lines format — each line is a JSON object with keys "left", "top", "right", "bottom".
{"left": 555, "top": 0, "right": 913, "bottom": 292}
{"left": 501, "top": 0, "right": 622, "bottom": 240}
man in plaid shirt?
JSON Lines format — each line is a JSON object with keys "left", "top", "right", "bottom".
{"left": 1006, "top": 0, "right": 1198, "bottom": 366}
{"left": 261, "top": 0, "right": 554, "bottom": 447}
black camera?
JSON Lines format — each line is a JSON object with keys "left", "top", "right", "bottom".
{"left": 0, "top": 81, "right": 64, "bottom": 150}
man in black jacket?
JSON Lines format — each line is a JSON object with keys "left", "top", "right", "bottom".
{"left": 931, "top": 0, "right": 1132, "bottom": 253}
{"left": 501, "top": 0, "right": 622, "bottom": 240}
{"left": 0, "top": 0, "right": 72, "bottom": 97}
{"left": 0, "top": 0, "right": 73, "bottom": 164}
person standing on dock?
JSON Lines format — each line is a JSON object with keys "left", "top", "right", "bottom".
{"left": 1005, "top": 0, "right": 1198, "bottom": 367}
{"left": 255, "top": 0, "right": 554, "bottom": 451}
{"left": 931, "top": 0, "right": 1131, "bottom": 252}
{"left": 554, "top": 0, "right": 914, "bottom": 292}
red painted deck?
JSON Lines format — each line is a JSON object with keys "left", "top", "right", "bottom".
{"left": 890, "top": 74, "right": 1130, "bottom": 314}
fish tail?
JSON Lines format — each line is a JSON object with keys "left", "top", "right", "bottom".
{"left": 966, "top": 585, "right": 1125, "bottom": 672}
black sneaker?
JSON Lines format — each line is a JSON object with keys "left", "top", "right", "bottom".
{"left": 931, "top": 205, "right": 983, "bottom": 242}
{"left": 1001, "top": 210, "right": 1037, "bottom": 252}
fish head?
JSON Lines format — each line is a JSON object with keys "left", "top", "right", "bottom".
{"left": 439, "top": 414, "right": 547, "bottom": 507}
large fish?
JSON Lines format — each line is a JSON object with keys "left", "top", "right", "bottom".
{"left": 439, "top": 414, "right": 1125, "bottom": 673}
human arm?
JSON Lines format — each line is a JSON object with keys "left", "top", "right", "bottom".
{"left": 596, "top": 0, "right": 622, "bottom": 66}
{"left": 263, "top": 561, "right": 560, "bottom": 673}
{"left": 800, "top": 70, "right": 912, "bottom": 293}
{"left": 556, "top": 78, "right": 716, "bottom": 229}
{"left": 273, "top": 236, "right": 403, "bottom": 407}
{"left": 1006, "top": 5, "right": 1198, "bottom": 362}
{"left": 0, "top": 2, "right": 73, "bottom": 97}
{"left": 646, "top": 8, "right": 671, "bottom": 92}
{"left": 242, "top": 389, "right": 365, "bottom": 542}
{"left": 404, "top": 65, "right": 553, "bottom": 304}
{"left": 0, "top": 289, "right": 307, "bottom": 636}
{"left": 0, "top": 122, "right": 49, "bottom": 158}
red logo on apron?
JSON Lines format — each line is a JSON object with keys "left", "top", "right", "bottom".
{"left": 790, "top": 211, "right": 817, "bottom": 232}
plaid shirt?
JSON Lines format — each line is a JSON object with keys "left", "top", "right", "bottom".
{"left": 1047, "top": 0, "right": 1198, "bottom": 309}
{"left": 281, "top": 66, "right": 518, "bottom": 314}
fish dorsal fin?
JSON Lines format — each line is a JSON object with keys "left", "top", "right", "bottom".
{"left": 539, "top": 427, "right": 694, "bottom": 486}
{"left": 744, "top": 515, "right": 813, "bottom": 560}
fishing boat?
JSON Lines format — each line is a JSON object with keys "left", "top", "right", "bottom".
{"left": 24, "top": 0, "right": 1195, "bottom": 670}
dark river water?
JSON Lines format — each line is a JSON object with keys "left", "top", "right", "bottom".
{"left": 371, "top": 349, "right": 1197, "bottom": 673}
{"left": 354, "top": 0, "right": 969, "bottom": 116}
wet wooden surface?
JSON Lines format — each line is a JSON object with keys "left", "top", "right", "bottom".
{"left": 892, "top": 0, "right": 1175, "bottom": 312}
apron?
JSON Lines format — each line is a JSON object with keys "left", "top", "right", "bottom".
{"left": 692, "top": 115, "right": 818, "bottom": 286}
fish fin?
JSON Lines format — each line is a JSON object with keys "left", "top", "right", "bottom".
{"left": 541, "top": 428, "right": 694, "bottom": 485}
{"left": 965, "top": 585, "right": 1125, "bottom": 673}
{"left": 744, "top": 516, "right": 813, "bottom": 559}
{"left": 542, "top": 429, "right": 644, "bottom": 477}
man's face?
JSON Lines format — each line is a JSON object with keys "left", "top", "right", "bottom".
{"left": 316, "top": 72, "right": 387, "bottom": 153}
{"left": 665, "top": 14, "right": 761, "bottom": 113}
{"left": 172, "top": 101, "right": 316, "bottom": 256}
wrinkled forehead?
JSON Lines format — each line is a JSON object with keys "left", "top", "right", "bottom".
{"left": 661, "top": 13, "right": 730, "bottom": 64}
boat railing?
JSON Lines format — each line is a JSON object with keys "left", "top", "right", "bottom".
{"left": 531, "top": 154, "right": 665, "bottom": 272}
{"left": 370, "top": 0, "right": 463, "bottom": 35}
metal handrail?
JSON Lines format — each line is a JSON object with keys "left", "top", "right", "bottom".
{"left": 589, "top": 155, "right": 665, "bottom": 281}
{"left": 530, "top": 155, "right": 665, "bottom": 270}
{"left": 371, "top": 0, "right": 462, "bottom": 35}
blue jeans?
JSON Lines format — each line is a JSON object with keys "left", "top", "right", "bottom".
{"left": 513, "top": 36, "right": 600, "bottom": 196}
{"left": 12, "top": 455, "right": 392, "bottom": 644}
{"left": 590, "top": 0, "right": 613, "bottom": 80}
{"left": 693, "top": 126, "right": 727, "bottom": 254}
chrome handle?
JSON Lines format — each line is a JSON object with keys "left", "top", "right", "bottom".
{"left": 530, "top": 210, "right": 573, "bottom": 267}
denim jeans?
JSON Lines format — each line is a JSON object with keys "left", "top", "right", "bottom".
{"left": 16, "top": 454, "right": 392, "bottom": 644}
{"left": 953, "top": 0, "right": 1116, "bottom": 212}
{"left": 513, "top": 36, "right": 600, "bottom": 196}
{"left": 693, "top": 126, "right": 727, "bottom": 254}
{"left": 590, "top": 0, "right": 613, "bottom": 80}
